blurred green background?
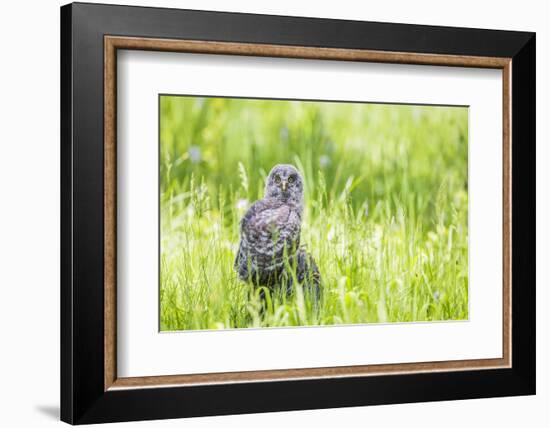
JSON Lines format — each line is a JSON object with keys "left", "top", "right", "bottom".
{"left": 160, "top": 95, "right": 468, "bottom": 331}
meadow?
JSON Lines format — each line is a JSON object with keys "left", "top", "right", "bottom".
{"left": 159, "top": 95, "right": 469, "bottom": 331}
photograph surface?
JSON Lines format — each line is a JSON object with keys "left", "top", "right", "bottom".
{"left": 159, "top": 95, "right": 468, "bottom": 331}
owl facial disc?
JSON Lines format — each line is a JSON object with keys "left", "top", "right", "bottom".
{"left": 265, "top": 164, "right": 304, "bottom": 203}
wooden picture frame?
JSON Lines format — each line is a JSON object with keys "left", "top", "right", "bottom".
{"left": 61, "top": 2, "right": 535, "bottom": 424}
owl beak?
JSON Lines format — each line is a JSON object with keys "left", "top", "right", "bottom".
{"left": 281, "top": 181, "right": 287, "bottom": 191}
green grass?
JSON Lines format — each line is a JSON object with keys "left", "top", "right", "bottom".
{"left": 159, "top": 96, "right": 469, "bottom": 331}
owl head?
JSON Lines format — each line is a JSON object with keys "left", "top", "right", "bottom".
{"left": 265, "top": 164, "right": 304, "bottom": 203}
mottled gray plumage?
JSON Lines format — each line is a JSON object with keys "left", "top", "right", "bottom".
{"left": 234, "top": 164, "right": 321, "bottom": 301}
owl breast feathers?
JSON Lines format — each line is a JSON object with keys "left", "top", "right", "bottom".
{"left": 234, "top": 164, "right": 321, "bottom": 301}
{"left": 236, "top": 198, "right": 301, "bottom": 283}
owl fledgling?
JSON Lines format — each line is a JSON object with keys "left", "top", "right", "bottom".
{"left": 234, "top": 164, "right": 321, "bottom": 302}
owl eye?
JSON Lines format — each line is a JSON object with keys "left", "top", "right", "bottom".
{"left": 288, "top": 175, "right": 295, "bottom": 184}
{"left": 274, "top": 175, "right": 281, "bottom": 183}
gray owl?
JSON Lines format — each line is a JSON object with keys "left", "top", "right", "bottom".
{"left": 234, "top": 164, "right": 321, "bottom": 302}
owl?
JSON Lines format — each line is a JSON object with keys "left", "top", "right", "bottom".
{"left": 234, "top": 164, "right": 321, "bottom": 302}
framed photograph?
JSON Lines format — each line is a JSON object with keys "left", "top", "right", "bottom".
{"left": 60, "top": 2, "right": 535, "bottom": 424}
